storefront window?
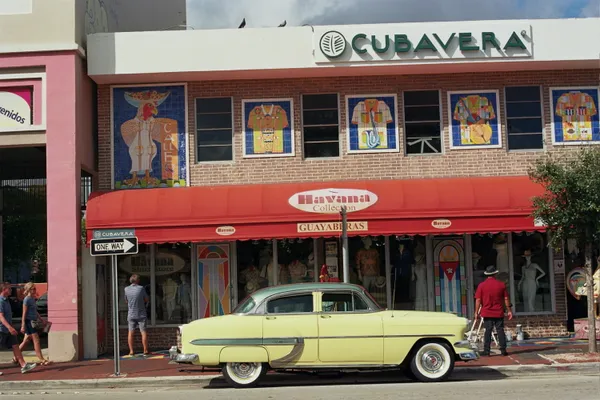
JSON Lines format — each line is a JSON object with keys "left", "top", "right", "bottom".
{"left": 349, "top": 235, "right": 387, "bottom": 308}
{"left": 390, "top": 236, "right": 427, "bottom": 311}
{"left": 236, "top": 240, "right": 274, "bottom": 300}
{"left": 471, "top": 233, "right": 511, "bottom": 297}
{"left": 511, "top": 233, "right": 552, "bottom": 313}
{"left": 116, "top": 243, "right": 193, "bottom": 327}
{"left": 154, "top": 243, "right": 192, "bottom": 325}
{"left": 117, "top": 244, "right": 151, "bottom": 323}
{"left": 277, "top": 239, "right": 316, "bottom": 284}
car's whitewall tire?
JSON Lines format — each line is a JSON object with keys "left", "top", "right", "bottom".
{"left": 410, "top": 342, "right": 454, "bottom": 382}
{"left": 223, "top": 362, "right": 265, "bottom": 388}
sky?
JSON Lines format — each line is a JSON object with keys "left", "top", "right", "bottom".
{"left": 186, "top": 0, "right": 599, "bottom": 29}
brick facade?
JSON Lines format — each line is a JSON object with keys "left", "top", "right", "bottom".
{"left": 96, "top": 69, "right": 598, "bottom": 341}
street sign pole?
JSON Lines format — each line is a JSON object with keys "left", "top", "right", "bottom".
{"left": 90, "top": 234, "right": 138, "bottom": 378}
{"left": 340, "top": 206, "right": 350, "bottom": 283}
{"left": 111, "top": 254, "right": 121, "bottom": 377}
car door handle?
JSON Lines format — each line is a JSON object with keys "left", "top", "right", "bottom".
{"left": 320, "top": 315, "right": 331, "bottom": 319}
{"left": 266, "top": 316, "right": 277, "bottom": 320}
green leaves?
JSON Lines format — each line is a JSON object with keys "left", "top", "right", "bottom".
{"left": 529, "top": 147, "right": 600, "bottom": 249}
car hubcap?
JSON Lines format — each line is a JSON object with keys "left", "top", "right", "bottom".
{"left": 231, "top": 362, "right": 259, "bottom": 379}
{"left": 420, "top": 349, "right": 445, "bottom": 374}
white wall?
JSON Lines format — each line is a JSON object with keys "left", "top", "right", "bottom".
{"left": 0, "top": 0, "right": 78, "bottom": 53}
{"left": 87, "top": 17, "right": 600, "bottom": 80}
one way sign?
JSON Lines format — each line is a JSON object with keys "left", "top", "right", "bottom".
{"left": 90, "top": 237, "right": 139, "bottom": 256}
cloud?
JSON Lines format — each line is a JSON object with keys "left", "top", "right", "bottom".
{"left": 186, "top": 0, "right": 599, "bottom": 29}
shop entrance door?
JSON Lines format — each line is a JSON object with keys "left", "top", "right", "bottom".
{"left": 432, "top": 237, "right": 468, "bottom": 317}
{"left": 197, "top": 244, "right": 231, "bottom": 318}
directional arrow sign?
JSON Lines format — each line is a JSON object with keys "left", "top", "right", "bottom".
{"left": 90, "top": 237, "right": 139, "bottom": 256}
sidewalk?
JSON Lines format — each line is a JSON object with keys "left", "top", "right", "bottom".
{"left": 0, "top": 339, "right": 597, "bottom": 390}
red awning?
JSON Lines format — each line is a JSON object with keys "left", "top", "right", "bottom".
{"left": 85, "top": 176, "right": 544, "bottom": 244}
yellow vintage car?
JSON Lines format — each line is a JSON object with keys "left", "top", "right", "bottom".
{"left": 169, "top": 282, "right": 478, "bottom": 387}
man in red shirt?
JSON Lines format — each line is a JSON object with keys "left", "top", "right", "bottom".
{"left": 475, "top": 265, "right": 513, "bottom": 356}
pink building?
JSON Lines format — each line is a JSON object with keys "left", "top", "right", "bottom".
{"left": 0, "top": 0, "right": 186, "bottom": 361}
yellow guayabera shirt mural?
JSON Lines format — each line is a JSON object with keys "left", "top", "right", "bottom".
{"left": 247, "top": 104, "right": 289, "bottom": 154}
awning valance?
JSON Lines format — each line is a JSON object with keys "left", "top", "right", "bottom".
{"left": 85, "top": 176, "right": 544, "bottom": 244}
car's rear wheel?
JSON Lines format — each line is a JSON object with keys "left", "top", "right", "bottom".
{"left": 410, "top": 342, "right": 454, "bottom": 382}
{"left": 222, "top": 362, "right": 265, "bottom": 388}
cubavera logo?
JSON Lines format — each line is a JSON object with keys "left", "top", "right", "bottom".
{"left": 288, "top": 188, "right": 378, "bottom": 214}
{"left": 319, "top": 31, "right": 347, "bottom": 58}
{"left": 216, "top": 226, "right": 236, "bottom": 236}
{"left": 432, "top": 219, "right": 452, "bottom": 229}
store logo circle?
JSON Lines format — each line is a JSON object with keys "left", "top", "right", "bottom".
{"left": 319, "top": 31, "right": 346, "bottom": 58}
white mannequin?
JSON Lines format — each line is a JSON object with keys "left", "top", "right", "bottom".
{"left": 493, "top": 234, "right": 509, "bottom": 275}
{"left": 162, "top": 277, "right": 179, "bottom": 321}
{"left": 413, "top": 253, "right": 427, "bottom": 311}
{"left": 356, "top": 236, "right": 380, "bottom": 290}
{"left": 518, "top": 250, "right": 546, "bottom": 312}
{"left": 178, "top": 273, "right": 192, "bottom": 320}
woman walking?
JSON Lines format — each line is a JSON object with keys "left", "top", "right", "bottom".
{"left": 13, "top": 283, "right": 50, "bottom": 365}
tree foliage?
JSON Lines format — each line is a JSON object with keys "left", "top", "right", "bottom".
{"left": 529, "top": 147, "right": 600, "bottom": 249}
{"left": 529, "top": 146, "right": 600, "bottom": 353}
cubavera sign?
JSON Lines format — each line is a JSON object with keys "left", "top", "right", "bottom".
{"left": 288, "top": 188, "right": 378, "bottom": 214}
{"left": 314, "top": 24, "right": 532, "bottom": 63}
{"left": 0, "top": 89, "right": 32, "bottom": 128}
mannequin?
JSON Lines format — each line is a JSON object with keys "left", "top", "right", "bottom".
{"left": 178, "top": 273, "right": 192, "bottom": 321}
{"left": 493, "top": 234, "right": 509, "bottom": 275}
{"left": 288, "top": 260, "right": 308, "bottom": 283}
{"left": 242, "top": 265, "right": 262, "bottom": 295}
{"left": 413, "top": 253, "right": 428, "bottom": 311}
{"left": 355, "top": 236, "right": 380, "bottom": 290}
{"left": 162, "top": 277, "right": 179, "bottom": 321}
{"left": 393, "top": 242, "right": 413, "bottom": 302}
{"left": 518, "top": 249, "right": 546, "bottom": 312}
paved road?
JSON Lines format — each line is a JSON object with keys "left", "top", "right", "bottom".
{"left": 1, "top": 375, "right": 599, "bottom": 399}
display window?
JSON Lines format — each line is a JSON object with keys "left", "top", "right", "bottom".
{"left": 511, "top": 232, "right": 552, "bottom": 314}
{"left": 154, "top": 243, "right": 193, "bottom": 325}
{"left": 471, "top": 233, "right": 511, "bottom": 298}
{"left": 236, "top": 240, "right": 275, "bottom": 301}
{"left": 277, "top": 239, "right": 316, "bottom": 284}
{"left": 116, "top": 243, "right": 193, "bottom": 327}
{"left": 349, "top": 235, "right": 387, "bottom": 308}
{"left": 391, "top": 236, "right": 428, "bottom": 311}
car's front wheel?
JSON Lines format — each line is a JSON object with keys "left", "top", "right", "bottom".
{"left": 222, "top": 362, "right": 265, "bottom": 388}
{"left": 410, "top": 342, "right": 454, "bottom": 382}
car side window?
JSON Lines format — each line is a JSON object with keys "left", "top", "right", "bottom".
{"left": 266, "top": 294, "right": 314, "bottom": 314}
{"left": 322, "top": 292, "right": 370, "bottom": 313}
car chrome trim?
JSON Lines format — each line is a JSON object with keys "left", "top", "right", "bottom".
{"left": 170, "top": 353, "right": 199, "bottom": 364}
{"left": 457, "top": 351, "right": 479, "bottom": 361}
{"left": 190, "top": 334, "right": 454, "bottom": 346}
{"left": 190, "top": 337, "right": 305, "bottom": 346}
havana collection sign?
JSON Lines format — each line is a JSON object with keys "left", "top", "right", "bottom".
{"left": 288, "top": 188, "right": 378, "bottom": 214}
{"left": 315, "top": 25, "right": 533, "bottom": 63}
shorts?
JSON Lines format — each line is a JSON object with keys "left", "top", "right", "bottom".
{"left": 0, "top": 332, "right": 17, "bottom": 349}
{"left": 128, "top": 318, "right": 147, "bottom": 332}
{"left": 24, "top": 320, "right": 36, "bottom": 335}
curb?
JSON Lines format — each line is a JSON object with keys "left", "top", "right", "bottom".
{"left": 0, "top": 362, "right": 598, "bottom": 390}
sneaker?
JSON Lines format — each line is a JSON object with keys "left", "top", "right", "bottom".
{"left": 21, "top": 363, "right": 37, "bottom": 374}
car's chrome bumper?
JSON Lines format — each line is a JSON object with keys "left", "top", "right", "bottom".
{"left": 168, "top": 346, "right": 198, "bottom": 364}
{"left": 454, "top": 340, "right": 480, "bottom": 361}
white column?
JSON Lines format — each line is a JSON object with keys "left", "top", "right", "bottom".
{"left": 465, "top": 234, "right": 474, "bottom": 317}
{"left": 272, "top": 240, "right": 278, "bottom": 285}
{"left": 313, "top": 239, "right": 318, "bottom": 283}
{"left": 384, "top": 236, "right": 391, "bottom": 309}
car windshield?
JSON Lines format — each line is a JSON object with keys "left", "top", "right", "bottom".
{"left": 232, "top": 295, "right": 256, "bottom": 314}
